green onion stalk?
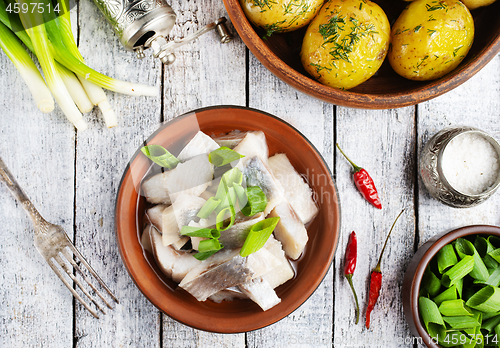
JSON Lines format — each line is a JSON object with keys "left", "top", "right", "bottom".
{"left": 18, "top": 4, "right": 87, "bottom": 130}
{"left": 0, "top": 21, "right": 54, "bottom": 113}
{"left": 0, "top": 0, "right": 158, "bottom": 130}
{"left": 52, "top": 0, "right": 117, "bottom": 127}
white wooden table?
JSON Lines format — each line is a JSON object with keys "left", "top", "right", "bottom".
{"left": 1, "top": 0, "right": 499, "bottom": 346}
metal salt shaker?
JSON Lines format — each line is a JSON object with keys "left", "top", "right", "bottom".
{"left": 420, "top": 126, "right": 500, "bottom": 208}
{"left": 92, "top": 0, "right": 233, "bottom": 64}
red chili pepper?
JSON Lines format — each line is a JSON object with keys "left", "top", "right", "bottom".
{"left": 344, "top": 231, "right": 359, "bottom": 324}
{"left": 336, "top": 144, "right": 382, "bottom": 209}
{"left": 365, "top": 209, "right": 404, "bottom": 329}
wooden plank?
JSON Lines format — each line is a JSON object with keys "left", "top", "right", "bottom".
{"left": 0, "top": 46, "right": 75, "bottom": 346}
{"left": 246, "top": 53, "right": 335, "bottom": 348}
{"left": 163, "top": 0, "right": 247, "bottom": 120}
{"left": 334, "top": 106, "right": 416, "bottom": 346}
{"left": 417, "top": 53, "right": 500, "bottom": 246}
{"left": 72, "top": 1, "right": 163, "bottom": 346}
{"left": 415, "top": 53, "right": 500, "bottom": 348}
{"left": 159, "top": 1, "right": 247, "bottom": 346}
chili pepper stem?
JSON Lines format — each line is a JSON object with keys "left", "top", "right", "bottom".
{"left": 374, "top": 209, "right": 405, "bottom": 273}
{"left": 336, "top": 143, "right": 362, "bottom": 172}
{"left": 346, "top": 274, "right": 360, "bottom": 324}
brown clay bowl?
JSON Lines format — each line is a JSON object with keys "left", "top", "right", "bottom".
{"left": 403, "top": 225, "right": 500, "bottom": 347}
{"left": 223, "top": 0, "right": 500, "bottom": 109}
{"left": 115, "top": 106, "right": 340, "bottom": 333}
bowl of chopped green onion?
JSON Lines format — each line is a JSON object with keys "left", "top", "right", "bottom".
{"left": 403, "top": 225, "right": 500, "bottom": 347}
{"left": 115, "top": 106, "right": 340, "bottom": 333}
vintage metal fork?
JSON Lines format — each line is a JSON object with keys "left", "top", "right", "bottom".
{"left": 0, "top": 156, "right": 119, "bottom": 318}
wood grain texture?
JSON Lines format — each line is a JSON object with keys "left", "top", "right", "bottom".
{"left": 334, "top": 106, "right": 416, "bottom": 347}
{"left": 72, "top": 1, "right": 162, "bottom": 347}
{"left": 415, "top": 54, "right": 500, "bottom": 348}
{"left": 0, "top": 0, "right": 499, "bottom": 344}
{"left": 0, "top": 41, "right": 75, "bottom": 347}
{"left": 246, "top": 53, "right": 335, "bottom": 348}
{"left": 161, "top": 1, "right": 246, "bottom": 346}
{"left": 417, "top": 54, "right": 500, "bottom": 245}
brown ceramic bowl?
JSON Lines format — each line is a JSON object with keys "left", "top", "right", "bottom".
{"left": 115, "top": 106, "right": 340, "bottom": 333}
{"left": 403, "top": 225, "right": 500, "bottom": 347}
{"left": 223, "top": 0, "right": 500, "bottom": 109}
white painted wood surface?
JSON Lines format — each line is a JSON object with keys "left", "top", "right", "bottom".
{"left": 0, "top": 0, "right": 499, "bottom": 346}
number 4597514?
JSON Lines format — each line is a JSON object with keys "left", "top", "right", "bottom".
{"left": 5, "top": 2, "right": 60, "bottom": 14}
{"left": 442, "top": 333, "right": 484, "bottom": 345}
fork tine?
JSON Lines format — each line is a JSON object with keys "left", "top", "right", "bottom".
{"left": 53, "top": 254, "right": 106, "bottom": 315}
{"left": 61, "top": 248, "right": 114, "bottom": 310}
{"left": 66, "top": 242, "right": 119, "bottom": 304}
{"left": 47, "top": 257, "right": 99, "bottom": 319}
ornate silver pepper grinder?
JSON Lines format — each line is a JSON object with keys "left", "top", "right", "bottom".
{"left": 92, "top": 0, "right": 233, "bottom": 64}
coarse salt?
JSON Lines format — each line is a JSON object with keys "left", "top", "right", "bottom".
{"left": 441, "top": 132, "right": 500, "bottom": 195}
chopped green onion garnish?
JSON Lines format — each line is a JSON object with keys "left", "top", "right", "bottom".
{"left": 455, "top": 238, "right": 489, "bottom": 282}
{"left": 180, "top": 226, "right": 220, "bottom": 239}
{"left": 209, "top": 147, "right": 244, "bottom": 167}
{"left": 441, "top": 255, "right": 474, "bottom": 287}
{"left": 196, "top": 197, "right": 221, "bottom": 219}
{"left": 489, "top": 249, "right": 500, "bottom": 264}
{"left": 215, "top": 168, "right": 243, "bottom": 201}
{"left": 421, "top": 268, "right": 441, "bottom": 297}
{"left": 216, "top": 205, "right": 236, "bottom": 231}
{"left": 433, "top": 285, "right": 459, "bottom": 306}
{"left": 466, "top": 286, "right": 500, "bottom": 313}
{"left": 419, "top": 296, "right": 445, "bottom": 338}
{"left": 193, "top": 250, "right": 218, "bottom": 261}
{"left": 240, "top": 217, "right": 280, "bottom": 257}
{"left": 241, "top": 186, "right": 267, "bottom": 217}
{"left": 482, "top": 314, "right": 500, "bottom": 333}
{"left": 198, "top": 238, "right": 223, "bottom": 253}
{"left": 221, "top": 167, "right": 243, "bottom": 187}
{"left": 233, "top": 183, "right": 248, "bottom": 207}
{"left": 475, "top": 235, "right": 499, "bottom": 269}
{"left": 141, "top": 145, "right": 180, "bottom": 169}
{"left": 439, "top": 300, "right": 474, "bottom": 317}
{"left": 442, "top": 316, "right": 481, "bottom": 330}
{"left": 437, "top": 244, "right": 458, "bottom": 274}
{"left": 218, "top": 187, "right": 237, "bottom": 211}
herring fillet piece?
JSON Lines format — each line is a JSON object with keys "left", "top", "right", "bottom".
{"left": 171, "top": 193, "right": 206, "bottom": 229}
{"left": 177, "top": 131, "right": 220, "bottom": 162}
{"left": 218, "top": 212, "right": 265, "bottom": 249}
{"left": 239, "top": 277, "right": 281, "bottom": 311}
{"left": 149, "top": 226, "right": 201, "bottom": 283}
{"left": 160, "top": 194, "right": 206, "bottom": 247}
{"left": 141, "top": 224, "right": 155, "bottom": 254}
{"left": 246, "top": 247, "right": 283, "bottom": 280}
{"left": 233, "top": 131, "right": 269, "bottom": 164}
{"left": 166, "top": 155, "right": 214, "bottom": 202}
{"left": 269, "top": 201, "right": 308, "bottom": 260}
{"left": 146, "top": 204, "right": 167, "bottom": 232}
{"left": 240, "top": 156, "right": 285, "bottom": 215}
{"left": 179, "top": 249, "right": 254, "bottom": 301}
{"left": 142, "top": 174, "right": 170, "bottom": 205}
{"left": 212, "top": 130, "right": 246, "bottom": 148}
{"left": 268, "top": 153, "right": 318, "bottom": 224}
{"left": 141, "top": 155, "right": 214, "bottom": 205}
{"left": 262, "top": 236, "right": 294, "bottom": 289}
{"left": 209, "top": 287, "right": 248, "bottom": 303}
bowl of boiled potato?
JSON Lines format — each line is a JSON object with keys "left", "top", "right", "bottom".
{"left": 223, "top": 0, "right": 500, "bottom": 109}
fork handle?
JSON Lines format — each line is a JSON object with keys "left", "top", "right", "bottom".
{"left": 0, "top": 155, "right": 46, "bottom": 228}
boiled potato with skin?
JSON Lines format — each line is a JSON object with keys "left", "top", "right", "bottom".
{"left": 240, "top": 0, "right": 324, "bottom": 37}
{"left": 388, "top": 0, "right": 474, "bottom": 81}
{"left": 460, "top": 0, "right": 497, "bottom": 10}
{"left": 300, "top": 0, "right": 390, "bottom": 90}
